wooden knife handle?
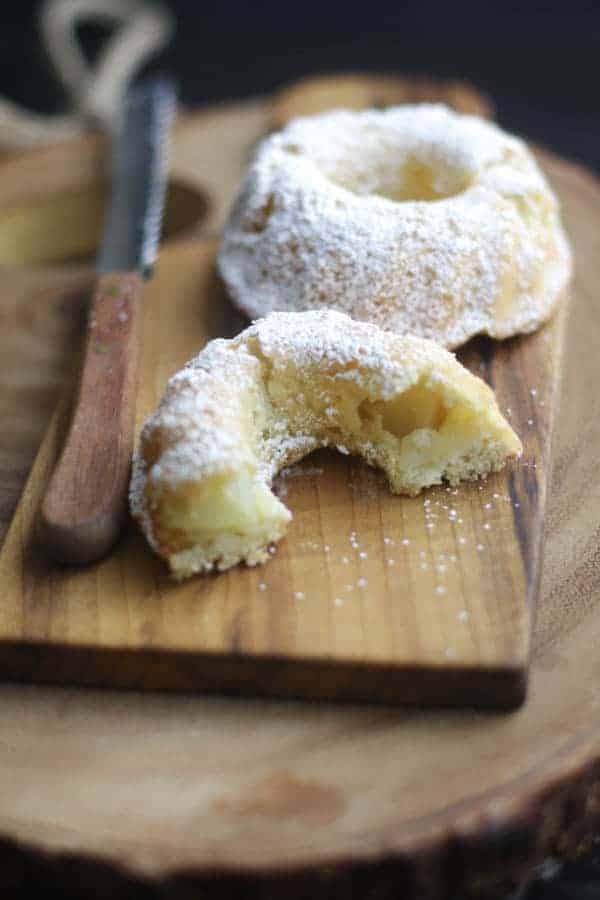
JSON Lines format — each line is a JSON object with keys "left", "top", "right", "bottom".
{"left": 39, "top": 271, "right": 143, "bottom": 565}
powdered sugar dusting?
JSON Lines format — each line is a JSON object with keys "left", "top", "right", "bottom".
{"left": 219, "top": 104, "right": 571, "bottom": 349}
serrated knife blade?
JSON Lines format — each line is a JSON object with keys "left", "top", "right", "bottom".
{"left": 98, "top": 76, "right": 176, "bottom": 277}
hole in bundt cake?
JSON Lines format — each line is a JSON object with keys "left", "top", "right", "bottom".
{"left": 321, "top": 155, "right": 471, "bottom": 203}
{"left": 386, "top": 157, "right": 470, "bottom": 202}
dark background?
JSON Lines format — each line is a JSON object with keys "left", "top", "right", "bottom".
{"left": 0, "top": 0, "right": 598, "bottom": 169}
{"left": 0, "top": 1, "right": 599, "bottom": 898}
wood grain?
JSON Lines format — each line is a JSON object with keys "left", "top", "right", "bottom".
{"left": 0, "top": 77, "right": 598, "bottom": 899}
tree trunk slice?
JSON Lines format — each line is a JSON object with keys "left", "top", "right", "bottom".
{"left": 0, "top": 77, "right": 598, "bottom": 898}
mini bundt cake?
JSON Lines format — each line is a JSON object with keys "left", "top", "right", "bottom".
{"left": 218, "top": 104, "right": 571, "bottom": 349}
{"left": 131, "top": 309, "right": 521, "bottom": 578}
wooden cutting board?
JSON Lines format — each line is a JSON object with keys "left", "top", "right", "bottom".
{"left": 0, "top": 92, "right": 564, "bottom": 710}
{"left": 0, "top": 237, "right": 563, "bottom": 708}
{"left": 0, "top": 75, "right": 599, "bottom": 898}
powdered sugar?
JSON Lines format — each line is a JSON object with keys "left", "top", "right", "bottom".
{"left": 219, "top": 104, "right": 571, "bottom": 349}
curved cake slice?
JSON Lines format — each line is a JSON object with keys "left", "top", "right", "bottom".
{"left": 131, "top": 309, "right": 521, "bottom": 578}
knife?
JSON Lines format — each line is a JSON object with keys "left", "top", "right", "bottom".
{"left": 39, "top": 76, "right": 176, "bottom": 565}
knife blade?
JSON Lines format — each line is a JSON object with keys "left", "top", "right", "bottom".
{"left": 39, "top": 76, "right": 177, "bottom": 565}
{"left": 99, "top": 77, "right": 176, "bottom": 277}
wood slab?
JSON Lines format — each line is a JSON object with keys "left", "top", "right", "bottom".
{"left": 0, "top": 235, "right": 564, "bottom": 708}
{"left": 0, "top": 76, "right": 599, "bottom": 898}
